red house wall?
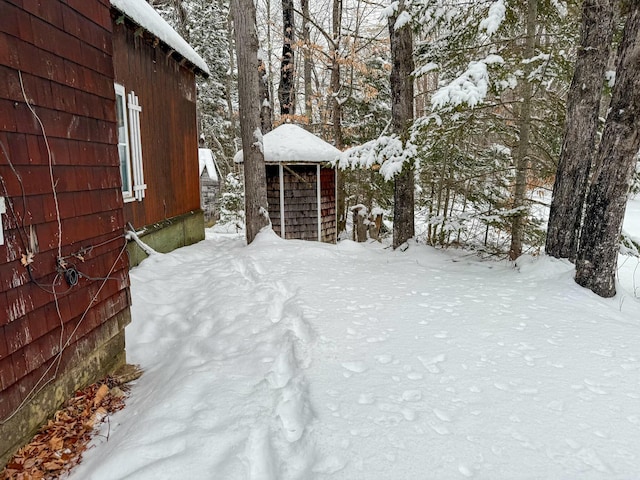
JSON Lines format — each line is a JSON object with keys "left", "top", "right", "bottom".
{"left": 0, "top": 0, "right": 130, "bottom": 458}
{"left": 111, "top": 18, "right": 201, "bottom": 230}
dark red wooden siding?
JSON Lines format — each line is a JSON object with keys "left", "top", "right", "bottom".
{"left": 111, "top": 18, "right": 201, "bottom": 230}
{"left": 0, "top": 0, "right": 130, "bottom": 419}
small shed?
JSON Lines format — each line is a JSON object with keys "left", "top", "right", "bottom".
{"left": 234, "top": 124, "right": 339, "bottom": 243}
{"left": 198, "top": 148, "right": 221, "bottom": 226}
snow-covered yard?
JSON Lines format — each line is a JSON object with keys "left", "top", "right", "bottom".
{"left": 69, "top": 200, "right": 640, "bottom": 480}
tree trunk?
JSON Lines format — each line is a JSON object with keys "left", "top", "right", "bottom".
{"left": 259, "top": 59, "right": 273, "bottom": 133}
{"left": 266, "top": 0, "right": 275, "bottom": 122}
{"left": 279, "top": 0, "right": 295, "bottom": 116}
{"left": 330, "top": 0, "right": 343, "bottom": 149}
{"left": 508, "top": 0, "right": 537, "bottom": 260}
{"left": 226, "top": 10, "right": 237, "bottom": 134}
{"left": 546, "top": 0, "right": 614, "bottom": 261}
{"left": 332, "top": 0, "right": 347, "bottom": 234}
{"left": 232, "top": 0, "right": 270, "bottom": 243}
{"left": 388, "top": 0, "right": 415, "bottom": 249}
{"left": 172, "top": 0, "right": 189, "bottom": 41}
{"left": 302, "top": 0, "right": 313, "bottom": 124}
{"left": 575, "top": 4, "right": 640, "bottom": 298}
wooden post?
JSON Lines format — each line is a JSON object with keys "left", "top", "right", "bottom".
{"left": 317, "top": 164, "right": 322, "bottom": 241}
{"left": 351, "top": 205, "right": 368, "bottom": 242}
{"left": 279, "top": 163, "right": 285, "bottom": 238}
{"left": 369, "top": 210, "right": 382, "bottom": 241}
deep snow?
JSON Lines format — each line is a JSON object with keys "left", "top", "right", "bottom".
{"left": 68, "top": 200, "right": 640, "bottom": 480}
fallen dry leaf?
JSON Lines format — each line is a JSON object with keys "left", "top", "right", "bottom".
{"left": 93, "top": 384, "right": 109, "bottom": 407}
{"left": 0, "top": 375, "right": 131, "bottom": 480}
{"left": 43, "top": 461, "right": 63, "bottom": 471}
{"left": 48, "top": 437, "right": 63, "bottom": 451}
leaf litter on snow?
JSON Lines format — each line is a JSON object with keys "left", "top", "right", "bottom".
{"left": 1, "top": 366, "right": 140, "bottom": 480}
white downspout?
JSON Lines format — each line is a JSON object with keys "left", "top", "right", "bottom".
{"left": 317, "top": 165, "right": 322, "bottom": 242}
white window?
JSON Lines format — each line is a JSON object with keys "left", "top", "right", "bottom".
{"left": 114, "top": 83, "right": 146, "bottom": 202}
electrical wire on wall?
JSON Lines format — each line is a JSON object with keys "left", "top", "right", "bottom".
{"left": 0, "top": 241, "right": 129, "bottom": 425}
{"left": 18, "top": 70, "right": 63, "bottom": 260}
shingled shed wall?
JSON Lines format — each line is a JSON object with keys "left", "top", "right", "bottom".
{"left": 320, "top": 167, "right": 337, "bottom": 242}
{"left": 264, "top": 164, "right": 336, "bottom": 243}
{"left": 282, "top": 165, "right": 319, "bottom": 241}
{"left": 0, "top": 0, "right": 130, "bottom": 465}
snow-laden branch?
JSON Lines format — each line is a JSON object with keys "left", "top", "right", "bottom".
{"left": 394, "top": 11, "right": 412, "bottom": 30}
{"left": 431, "top": 54, "right": 504, "bottom": 110}
{"left": 335, "top": 135, "right": 417, "bottom": 181}
{"left": 414, "top": 62, "right": 438, "bottom": 78}
{"left": 478, "top": 0, "right": 506, "bottom": 36}
{"left": 380, "top": 1, "right": 399, "bottom": 21}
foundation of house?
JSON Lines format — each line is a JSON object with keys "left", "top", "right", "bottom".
{"left": 0, "top": 309, "right": 131, "bottom": 468}
{"left": 127, "top": 209, "right": 205, "bottom": 267}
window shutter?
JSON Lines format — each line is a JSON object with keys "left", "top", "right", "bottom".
{"left": 127, "top": 91, "right": 146, "bottom": 201}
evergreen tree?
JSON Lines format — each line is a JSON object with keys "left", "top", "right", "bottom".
{"left": 411, "top": 0, "right": 579, "bottom": 254}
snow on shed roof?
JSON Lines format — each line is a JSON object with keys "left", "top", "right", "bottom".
{"left": 234, "top": 124, "right": 340, "bottom": 164}
{"left": 198, "top": 148, "right": 219, "bottom": 181}
{"left": 110, "top": 0, "right": 210, "bottom": 76}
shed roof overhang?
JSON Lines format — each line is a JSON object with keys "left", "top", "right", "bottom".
{"left": 234, "top": 124, "right": 340, "bottom": 165}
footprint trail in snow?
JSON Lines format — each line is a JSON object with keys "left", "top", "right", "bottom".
{"left": 68, "top": 229, "right": 640, "bottom": 480}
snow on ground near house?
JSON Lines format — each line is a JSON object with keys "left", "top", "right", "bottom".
{"left": 70, "top": 210, "right": 640, "bottom": 480}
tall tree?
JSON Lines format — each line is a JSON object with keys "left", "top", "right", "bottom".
{"left": 546, "top": 0, "right": 615, "bottom": 261}
{"left": 388, "top": 0, "right": 415, "bottom": 248}
{"left": 508, "top": 0, "right": 538, "bottom": 260}
{"left": 279, "top": 0, "right": 295, "bottom": 115}
{"left": 232, "top": 0, "right": 270, "bottom": 243}
{"left": 301, "top": 0, "right": 313, "bottom": 123}
{"left": 575, "top": 3, "right": 640, "bottom": 297}
{"left": 226, "top": 6, "right": 238, "bottom": 140}
{"left": 331, "top": 0, "right": 346, "bottom": 233}
{"left": 259, "top": 58, "right": 273, "bottom": 133}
